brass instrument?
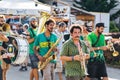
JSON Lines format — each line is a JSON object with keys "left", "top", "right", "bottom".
{"left": 38, "top": 35, "right": 62, "bottom": 71}
{"left": 0, "top": 32, "right": 9, "bottom": 35}
{"left": 37, "top": 11, "right": 51, "bottom": 35}
{"left": 77, "top": 43, "right": 88, "bottom": 75}
{"left": 0, "top": 23, "right": 11, "bottom": 32}
{"left": 83, "top": 34, "right": 97, "bottom": 58}
{"left": 107, "top": 40, "right": 119, "bottom": 57}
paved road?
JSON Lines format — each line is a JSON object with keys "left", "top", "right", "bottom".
{"left": 7, "top": 65, "right": 66, "bottom": 80}
{"left": 7, "top": 65, "right": 120, "bottom": 80}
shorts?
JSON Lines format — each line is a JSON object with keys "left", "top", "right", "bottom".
{"left": 87, "top": 61, "right": 108, "bottom": 78}
{"left": 43, "top": 63, "right": 55, "bottom": 80}
{"left": 0, "top": 65, "right": 2, "bottom": 80}
{"left": 55, "top": 59, "right": 63, "bottom": 72}
{"left": 29, "top": 54, "right": 39, "bottom": 69}
{"left": 1, "top": 60, "right": 10, "bottom": 70}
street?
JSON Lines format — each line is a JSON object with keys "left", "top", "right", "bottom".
{"left": 6, "top": 65, "right": 120, "bottom": 80}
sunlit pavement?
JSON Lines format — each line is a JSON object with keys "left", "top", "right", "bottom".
{"left": 7, "top": 65, "right": 120, "bottom": 80}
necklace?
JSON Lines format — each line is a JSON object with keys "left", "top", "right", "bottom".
{"left": 44, "top": 33, "right": 51, "bottom": 49}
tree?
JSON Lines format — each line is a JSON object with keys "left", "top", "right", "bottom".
{"left": 110, "top": 21, "right": 119, "bottom": 32}
{"left": 73, "top": 0, "right": 120, "bottom": 20}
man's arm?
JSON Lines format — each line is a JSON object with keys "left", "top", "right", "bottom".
{"left": 25, "top": 31, "right": 35, "bottom": 43}
{"left": 0, "top": 33, "right": 9, "bottom": 42}
{"left": 34, "top": 46, "right": 46, "bottom": 62}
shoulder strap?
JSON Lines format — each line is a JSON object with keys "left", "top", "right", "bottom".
{"left": 92, "top": 34, "right": 100, "bottom": 47}
{"left": 29, "top": 28, "right": 36, "bottom": 37}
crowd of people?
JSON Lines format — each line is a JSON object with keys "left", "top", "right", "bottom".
{"left": 0, "top": 14, "right": 112, "bottom": 80}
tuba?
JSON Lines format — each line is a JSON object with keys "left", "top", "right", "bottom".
{"left": 107, "top": 40, "right": 119, "bottom": 57}
{"left": 0, "top": 23, "right": 11, "bottom": 32}
{"left": 37, "top": 11, "right": 51, "bottom": 35}
{"left": 38, "top": 35, "right": 62, "bottom": 71}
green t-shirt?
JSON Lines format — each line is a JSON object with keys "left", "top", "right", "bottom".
{"left": 87, "top": 32, "right": 106, "bottom": 62}
{"left": 0, "top": 61, "right": 1, "bottom": 65}
{"left": 80, "top": 36, "right": 84, "bottom": 40}
{"left": 34, "top": 32, "right": 57, "bottom": 63}
{"left": 60, "top": 39, "right": 89, "bottom": 77}
{"left": 0, "top": 41, "right": 3, "bottom": 46}
{"left": 28, "top": 28, "right": 38, "bottom": 54}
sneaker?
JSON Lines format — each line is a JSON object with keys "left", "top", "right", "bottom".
{"left": 19, "top": 67, "right": 24, "bottom": 71}
{"left": 24, "top": 67, "right": 27, "bottom": 71}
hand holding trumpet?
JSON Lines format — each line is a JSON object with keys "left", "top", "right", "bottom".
{"left": 106, "top": 40, "right": 119, "bottom": 57}
{"left": 73, "top": 54, "right": 90, "bottom": 61}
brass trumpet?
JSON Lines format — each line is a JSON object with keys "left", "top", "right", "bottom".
{"left": 107, "top": 40, "right": 119, "bottom": 57}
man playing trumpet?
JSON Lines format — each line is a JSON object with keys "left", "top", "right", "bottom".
{"left": 86, "top": 23, "right": 109, "bottom": 80}
{"left": 60, "top": 24, "right": 90, "bottom": 80}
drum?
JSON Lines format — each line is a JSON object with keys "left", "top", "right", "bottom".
{"left": 2, "top": 36, "right": 29, "bottom": 64}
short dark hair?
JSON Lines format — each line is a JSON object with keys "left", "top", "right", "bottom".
{"left": 45, "top": 19, "right": 55, "bottom": 26}
{"left": 70, "top": 25, "right": 82, "bottom": 33}
{"left": 58, "top": 22, "right": 66, "bottom": 28}
{"left": 96, "top": 23, "right": 104, "bottom": 28}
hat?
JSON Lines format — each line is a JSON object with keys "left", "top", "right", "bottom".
{"left": 23, "top": 23, "right": 29, "bottom": 27}
{"left": 29, "top": 17, "right": 37, "bottom": 22}
{"left": 23, "top": 23, "right": 29, "bottom": 29}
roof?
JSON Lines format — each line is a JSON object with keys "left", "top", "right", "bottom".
{"left": 71, "top": 6, "right": 95, "bottom": 16}
{"left": 0, "top": 0, "right": 51, "bottom": 16}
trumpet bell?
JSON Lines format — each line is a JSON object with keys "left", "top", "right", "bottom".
{"left": 112, "top": 51, "right": 119, "bottom": 57}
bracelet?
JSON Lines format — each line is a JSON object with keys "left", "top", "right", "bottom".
{"left": 97, "top": 47, "right": 100, "bottom": 50}
{"left": 71, "top": 56, "right": 74, "bottom": 61}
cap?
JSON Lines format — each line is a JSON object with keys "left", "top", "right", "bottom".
{"left": 29, "top": 17, "right": 37, "bottom": 22}
{"left": 23, "top": 23, "right": 29, "bottom": 27}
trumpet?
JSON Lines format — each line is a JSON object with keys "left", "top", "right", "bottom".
{"left": 77, "top": 43, "right": 87, "bottom": 75}
{"left": 107, "top": 40, "right": 119, "bottom": 57}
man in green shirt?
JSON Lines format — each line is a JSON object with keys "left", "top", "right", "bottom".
{"left": 86, "top": 23, "right": 109, "bottom": 80}
{"left": 26, "top": 17, "right": 38, "bottom": 80}
{"left": 34, "top": 19, "right": 57, "bottom": 80}
{"left": 60, "top": 24, "right": 90, "bottom": 80}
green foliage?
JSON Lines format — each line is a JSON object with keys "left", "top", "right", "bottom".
{"left": 73, "top": 0, "right": 118, "bottom": 12}
{"left": 73, "top": 0, "right": 120, "bottom": 20}
{"left": 110, "top": 21, "right": 119, "bottom": 32}
{"left": 110, "top": 10, "right": 120, "bottom": 21}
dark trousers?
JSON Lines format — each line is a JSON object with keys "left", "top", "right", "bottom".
{"left": 0, "top": 66, "right": 2, "bottom": 80}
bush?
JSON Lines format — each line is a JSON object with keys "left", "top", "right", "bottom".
{"left": 110, "top": 21, "right": 119, "bottom": 32}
